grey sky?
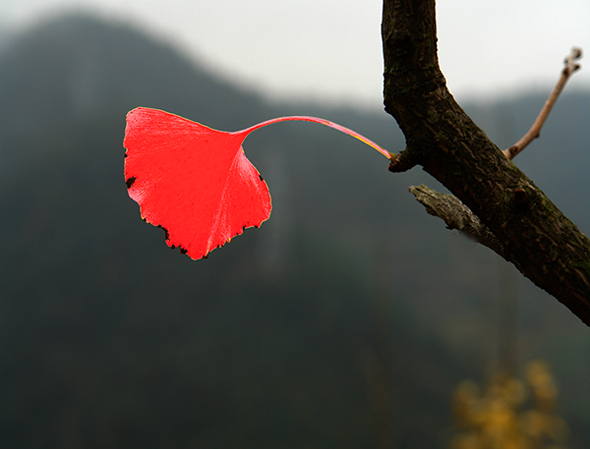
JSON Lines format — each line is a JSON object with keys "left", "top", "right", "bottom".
{"left": 2, "top": 0, "right": 589, "bottom": 106}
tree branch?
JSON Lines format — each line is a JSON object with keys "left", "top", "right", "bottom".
{"left": 382, "top": 0, "right": 590, "bottom": 325}
{"left": 504, "top": 47, "right": 583, "bottom": 159}
{"left": 409, "top": 185, "right": 507, "bottom": 259}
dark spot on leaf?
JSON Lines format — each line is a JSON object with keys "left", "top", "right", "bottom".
{"left": 126, "top": 177, "right": 136, "bottom": 188}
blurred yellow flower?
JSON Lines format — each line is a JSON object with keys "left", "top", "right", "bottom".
{"left": 449, "top": 360, "right": 569, "bottom": 449}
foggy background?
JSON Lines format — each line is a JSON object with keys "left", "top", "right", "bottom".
{"left": 1, "top": 1, "right": 589, "bottom": 448}
{"left": 1, "top": 0, "right": 589, "bottom": 104}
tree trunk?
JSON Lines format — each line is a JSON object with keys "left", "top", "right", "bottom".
{"left": 381, "top": 0, "right": 590, "bottom": 325}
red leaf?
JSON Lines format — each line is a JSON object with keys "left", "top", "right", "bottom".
{"left": 124, "top": 107, "right": 391, "bottom": 260}
{"left": 124, "top": 108, "right": 270, "bottom": 259}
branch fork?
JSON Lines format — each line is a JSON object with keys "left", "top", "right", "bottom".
{"left": 410, "top": 48, "right": 583, "bottom": 249}
{"left": 382, "top": 0, "right": 590, "bottom": 324}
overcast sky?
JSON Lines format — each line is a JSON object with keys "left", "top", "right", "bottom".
{"left": 1, "top": 0, "right": 589, "bottom": 107}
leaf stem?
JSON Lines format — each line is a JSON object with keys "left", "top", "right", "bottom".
{"left": 242, "top": 116, "right": 394, "bottom": 160}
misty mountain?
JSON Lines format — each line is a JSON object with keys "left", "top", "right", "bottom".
{"left": 0, "top": 13, "right": 589, "bottom": 449}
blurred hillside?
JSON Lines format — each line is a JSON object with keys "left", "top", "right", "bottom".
{"left": 0, "top": 13, "right": 589, "bottom": 449}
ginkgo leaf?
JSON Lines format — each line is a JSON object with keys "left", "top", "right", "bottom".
{"left": 124, "top": 107, "right": 391, "bottom": 260}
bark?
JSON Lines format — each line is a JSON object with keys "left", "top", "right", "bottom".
{"left": 408, "top": 184, "right": 507, "bottom": 259}
{"left": 381, "top": 0, "right": 590, "bottom": 325}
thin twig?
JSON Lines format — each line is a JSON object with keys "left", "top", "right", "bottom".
{"left": 504, "top": 47, "right": 582, "bottom": 160}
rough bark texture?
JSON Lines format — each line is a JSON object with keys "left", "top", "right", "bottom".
{"left": 409, "top": 184, "right": 507, "bottom": 258}
{"left": 382, "top": 0, "right": 590, "bottom": 325}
